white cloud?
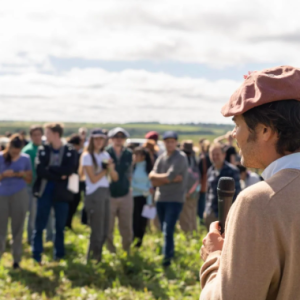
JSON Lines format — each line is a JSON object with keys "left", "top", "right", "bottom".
{"left": 1, "top": 0, "right": 299, "bottom": 124}
{"left": 1, "top": 0, "right": 300, "bottom": 68}
{"left": 0, "top": 68, "right": 239, "bottom": 124}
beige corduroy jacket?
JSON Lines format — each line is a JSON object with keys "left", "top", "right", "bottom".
{"left": 200, "top": 169, "right": 300, "bottom": 300}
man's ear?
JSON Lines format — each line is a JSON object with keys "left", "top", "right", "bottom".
{"left": 259, "top": 125, "right": 275, "bottom": 142}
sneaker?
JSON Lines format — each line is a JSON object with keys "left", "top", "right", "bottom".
{"left": 13, "top": 262, "right": 20, "bottom": 270}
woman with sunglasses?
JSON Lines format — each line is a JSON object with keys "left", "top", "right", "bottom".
{"left": 81, "top": 129, "right": 118, "bottom": 263}
{"left": 0, "top": 134, "right": 32, "bottom": 269}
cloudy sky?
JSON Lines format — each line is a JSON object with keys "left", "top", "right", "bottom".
{"left": 0, "top": 0, "right": 298, "bottom": 124}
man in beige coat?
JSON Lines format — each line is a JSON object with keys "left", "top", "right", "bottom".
{"left": 200, "top": 66, "right": 300, "bottom": 300}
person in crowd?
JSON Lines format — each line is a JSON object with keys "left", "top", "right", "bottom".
{"left": 81, "top": 129, "right": 118, "bottom": 262}
{"left": 179, "top": 141, "right": 200, "bottom": 233}
{"left": 197, "top": 139, "right": 212, "bottom": 225}
{"left": 22, "top": 125, "right": 43, "bottom": 244}
{"left": 149, "top": 131, "right": 188, "bottom": 267}
{"left": 131, "top": 147, "right": 153, "bottom": 247}
{"left": 237, "top": 165, "right": 261, "bottom": 190}
{"left": 32, "top": 123, "right": 78, "bottom": 264}
{"left": 65, "top": 134, "right": 85, "bottom": 230}
{"left": 19, "top": 130, "right": 29, "bottom": 146}
{"left": 214, "top": 131, "right": 237, "bottom": 165}
{"left": 0, "top": 134, "right": 32, "bottom": 269}
{"left": 79, "top": 127, "right": 88, "bottom": 147}
{"left": 106, "top": 127, "right": 133, "bottom": 253}
{"left": 145, "top": 131, "right": 164, "bottom": 156}
{"left": 204, "top": 143, "right": 241, "bottom": 231}
{"left": 145, "top": 131, "right": 159, "bottom": 143}
{"left": 200, "top": 66, "right": 300, "bottom": 300}
{"left": 143, "top": 139, "right": 159, "bottom": 165}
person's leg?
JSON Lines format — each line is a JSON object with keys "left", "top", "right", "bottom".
{"left": 85, "top": 188, "right": 106, "bottom": 262}
{"left": 191, "top": 194, "right": 198, "bottom": 232}
{"left": 162, "top": 202, "right": 183, "bottom": 266}
{"left": 32, "top": 192, "right": 52, "bottom": 263}
{"left": 117, "top": 193, "right": 133, "bottom": 252}
{"left": 53, "top": 200, "right": 69, "bottom": 260}
{"left": 102, "top": 191, "right": 110, "bottom": 251}
{"left": 66, "top": 190, "right": 81, "bottom": 229}
{"left": 0, "top": 195, "right": 9, "bottom": 261}
{"left": 180, "top": 194, "right": 198, "bottom": 233}
{"left": 106, "top": 197, "right": 118, "bottom": 253}
{"left": 46, "top": 208, "right": 55, "bottom": 242}
{"left": 179, "top": 196, "right": 191, "bottom": 233}
{"left": 10, "top": 188, "right": 29, "bottom": 264}
{"left": 132, "top": 196, "right": 140, "bottom": 243}
{"left": 156, "top": 201, "right": 166, "bottom": 232}
{"left": 27, "top": 186, "right": 36, "bottom": 244}
{"left": 134, "top": 196, "right": 147, "bottom": 247}
{"left": 198, "top": 192, "right": 206, "bottom": 224}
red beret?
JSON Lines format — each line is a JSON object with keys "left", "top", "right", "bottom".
{"left": 221, "top": 65, "right": 300, "bottom": 117}
{"left": 145, "top": 131, "right": 159, "bottom": 141}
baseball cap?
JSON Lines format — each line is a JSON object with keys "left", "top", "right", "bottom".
{"left": 163, "top": 131, "right": 178, "bottom": 140}
{"left": 108, "top": 127, "right": 130, "bottom": 139}
{"left": 90, "top": 129, "right": 107, "bottom": 138}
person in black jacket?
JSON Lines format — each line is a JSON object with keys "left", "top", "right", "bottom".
{"left": 65, "top": 134, "right": 85, "bottom": 230}
{"left": 32, "top": 123, "right": 78, "bottom": 264}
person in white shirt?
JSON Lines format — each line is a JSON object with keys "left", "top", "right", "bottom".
{"left": 237, "top": 165, "right": 261, "bottom": 190}
{"left": 81, "top": 129, "right": 118, "bottom": 263}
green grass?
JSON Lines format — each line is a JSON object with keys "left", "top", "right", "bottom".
{"left": 0, "top": 213, "right": 207, "bottom": 300}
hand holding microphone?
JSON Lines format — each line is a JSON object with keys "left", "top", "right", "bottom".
{"left": 201, "top": 177, "right": 235, "bottom": 261}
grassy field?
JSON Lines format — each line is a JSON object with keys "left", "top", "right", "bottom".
{"left": 0, "top": 121, "right": 233, "bottom": 144}
{"left": 0, "top": 210, "right": 207, "bottom": 300}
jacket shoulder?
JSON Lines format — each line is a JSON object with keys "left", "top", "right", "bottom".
{"left": 236, "top": 181, "right": 274, "bottom": 209}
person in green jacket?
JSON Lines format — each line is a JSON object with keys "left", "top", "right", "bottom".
{"left": 106, "top": 127, "right": 133, "bottom": 253}
{"left": 22, "top": 125, "right": 43, "bottom": 244}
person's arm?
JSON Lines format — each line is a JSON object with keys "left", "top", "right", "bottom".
{"left": 83, "top": 166, "right": 107, "bottom": 184}
{"left": 149, "top": 156, "right": 185, "bottom": 186}
{"left": 200, "top": 188, "right": 276, "bottom": 300}
{"left": 13, "top": 170, "right": 32, "bottom": 184}
{"left": 108, "top": 160, "right": 118, "bottom": 182}
{"left": 214, "top": 135, "right": 226, "bottom": 144}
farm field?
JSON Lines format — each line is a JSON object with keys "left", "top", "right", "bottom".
{"left": 0, "top": 121, "right": 233, "bottom": 144}
{"left": 0, "top": 211, "right": 207, "bottom": 300}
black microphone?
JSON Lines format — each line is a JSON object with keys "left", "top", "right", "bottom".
{"left": 218, "top": 177, "right": 235, "bottom": 234}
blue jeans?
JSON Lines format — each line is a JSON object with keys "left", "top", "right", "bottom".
{"left": 32, "top": 186, "right": 69, "bottom": 262}
{"left": 156, "top": 201, "right": 183, "bottom": 266}
{"left": 197, "top": 192, "right": 206, "bottom": 221}
{"left": 46, "top": 209, "right": 55, "bottom": 242}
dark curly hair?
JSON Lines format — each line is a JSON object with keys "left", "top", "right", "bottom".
{"left": 243, "top": 100, "right": 300, "bottom": 155}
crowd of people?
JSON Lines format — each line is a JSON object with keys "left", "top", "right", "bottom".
{"left": 0, "top": 123, "right": 261, "bottom": 269}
